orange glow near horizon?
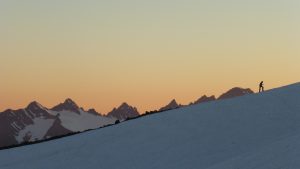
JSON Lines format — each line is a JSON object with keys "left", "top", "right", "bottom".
{"left": 1, "top": 1, "right": 299, "bottom": 114}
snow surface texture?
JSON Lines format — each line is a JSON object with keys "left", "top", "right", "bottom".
{"left": 1, "top": 83, "right": 300, "bottom": 169}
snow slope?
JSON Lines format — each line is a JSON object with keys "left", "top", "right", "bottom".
{"left": 48, "top": 109, "right": 116, "bottom": 132}
{"left": 1, "top": 83, "right": 300, "bottom": 169}
{"left": 15, "top": 118, "right": 55, "bottom": 142}
{"left": 0, "top": 99, "right": 117, "bottom": 148}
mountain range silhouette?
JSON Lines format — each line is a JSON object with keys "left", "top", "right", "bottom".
{"left": 0, "top": 86, "right": 254, "bottom": 149}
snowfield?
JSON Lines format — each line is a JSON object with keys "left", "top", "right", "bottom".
{"left": 1, "top": 83, "right": 300, "bottom": 169}
{"left": 16, "top": 118, "right": 55, "bottom": 142}
{"left": 48, "top": 109, "right": 116, "bottom": 132}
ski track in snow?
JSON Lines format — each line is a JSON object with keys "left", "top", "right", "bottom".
{"left": 1, "top": 82, "right": 300, "bottom": 169}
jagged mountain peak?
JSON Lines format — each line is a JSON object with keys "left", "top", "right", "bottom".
{"left": 51, "top": 98, "right": 80, "bottom": 114}
{"left": 193, "top": 95, "right": 216, "bottom": 105}
{"left": 218, "top": 87, "right": 254, "bottom": 100}
{"left": 169, "top": 99, "right": 178, "bottom": 105}
{"left": 0, "top": 98, "right": 119, "bottom": 149}
{"left": 159, "top": 99, "right": 180, "bottom": 111}
{"left": 119, "top": 102, "right": 130, "bottom": 108}
{"left": 118, "top": 102, "right": 137, "bottom": 110}
{"left": 26, "top": 101, "right": 45, "bottom": 110}
{"left": 87, "top": 109, "right": 101, "bottom": 116}
{"left": 63, "top": 98, "right": 79, "bottom": 107}
{"left": 107, "top": 102, "right": 139, "bottom": 120}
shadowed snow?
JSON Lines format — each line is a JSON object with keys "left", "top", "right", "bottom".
{"left": 1, "top": 82, "right": 300, "bottom": 169}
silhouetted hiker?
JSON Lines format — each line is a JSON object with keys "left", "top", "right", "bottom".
{"left": 259, "top": 81, "right": 264, "bottom": 93}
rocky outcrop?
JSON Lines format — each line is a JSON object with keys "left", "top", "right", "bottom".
{"left": 159, "top": 99, "right": 181, "bottom": 111}
{"left": 218, "top": 87, "right": 254, "bottom": 100}
{"left": 51, "top": 98, "right": 81, "bottom": 114}
{"left": 193, "top": 95, "right": 216, "bottom": 105}
{"left": 107, "top": 103, "right": 139, "bottom": 120}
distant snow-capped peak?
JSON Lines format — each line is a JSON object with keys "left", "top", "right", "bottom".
{"left": 51, "top": 98, "right": 81, "bottom": 114}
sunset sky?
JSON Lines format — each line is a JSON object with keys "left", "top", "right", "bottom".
{"left": 1, "top": 0, "right": 299, "bottom": 114}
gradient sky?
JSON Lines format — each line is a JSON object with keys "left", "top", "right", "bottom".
{"left": 1, "top": 0, "right": 299, "bottom": 114}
